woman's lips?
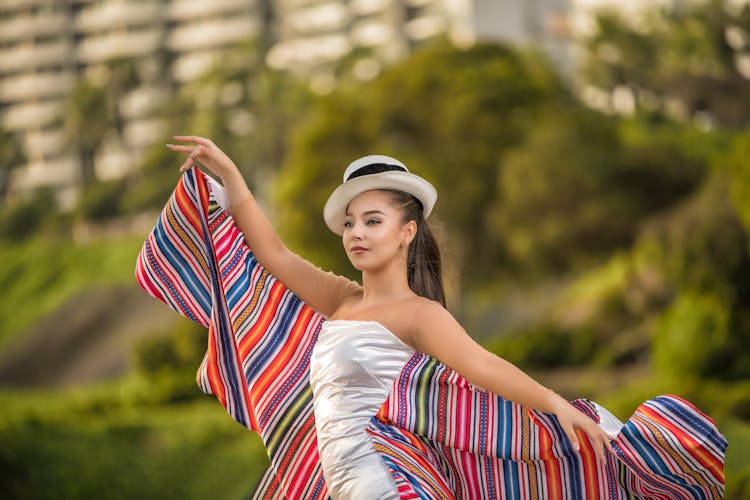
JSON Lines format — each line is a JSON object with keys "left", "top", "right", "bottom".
{"left": 350, "top": 246, "right": 367, "bottom": 253}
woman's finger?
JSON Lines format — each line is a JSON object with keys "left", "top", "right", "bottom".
{"left": 172, "top": 135, "right": 211, "bottom": 146}
{"left": 603, "top": 431, "right": 615, "bottom": 455}
{"left": 563, "top": 424, "right": 580, "bottom": 453}
{"left": 165, "top": 144, "right": 195, "bottom": 153}
{"left": 595, "top": 433, "right": 606, "bottom": 460}
{"left": 178, "top": 156, "right": 194, "bottom": 172}
{"left": 579, "top": 426, "right": 600, "bottom": 459}
{"left": 590, "top": 428, "right": 609, "bottom": 461}
{"left": 593, "top": 427, "right": 614, "bottom": 457}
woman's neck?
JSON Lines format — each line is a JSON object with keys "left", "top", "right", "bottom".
{"left": 360, "top": 260, "right": 413, "bottom": 306}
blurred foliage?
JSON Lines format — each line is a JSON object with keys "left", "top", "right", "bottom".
{"left": 0, "top": 188, "right": 57, "bottom": 241}
{"left": 134, "top": 319, "right": 206, "bottom": 380}
{"left": 490, "top": 110, "right": 705, "bottom": 274}
{"left": 0, "top": 127, "right": 26, "bottom": 205}
{"left": 63, "top": 80, "right": 111, "bottom": 186}
{"left": 653, "top": 290, "right": 732, "bottom": 378}
{"left": 63, "top": 58, "right": 141, "bottom": 186}
{"left": 727, "top": 133, "right": 750, "bottom": 240}
{"left": 76, "top": 179, "right": 129, "bottom": 221}
{"left": 487, "top": 325, "right": 600, "bottom": 370}
{"left": 0, "top": 388, "right": 267, "bottom": 499}
{"left": 640, "top": 174, "right": 748, "bottom": 295}
{"left": 582, "top": 0, "right": 750, "bottom": 128}
{"left": 118, "top": 142, "right": 180, "bottom": 215}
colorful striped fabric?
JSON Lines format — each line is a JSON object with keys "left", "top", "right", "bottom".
{"left": 136, "top": 168, "right": 727, "bottom": 499}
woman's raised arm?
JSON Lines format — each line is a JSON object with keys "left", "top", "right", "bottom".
{"left": 167, "top": 136, "right": 360, "bottom": 316}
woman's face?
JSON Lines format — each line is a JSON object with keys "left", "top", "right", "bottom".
{"left": 342, "top": 190, "right": 415, "bottom": 272}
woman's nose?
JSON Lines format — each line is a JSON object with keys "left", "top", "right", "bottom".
{"left": 349, "top": 222, "right": 363, "bottom": 239}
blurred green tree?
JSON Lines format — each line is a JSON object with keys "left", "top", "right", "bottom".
{"left": 491, "top": 107, "right": 625, "bottom": 272}
{"left": 63, "top": 80, "right": 109, "bottom": 186}
{"left": 104, "top": 57, "right": 141, "bottom": 141}
{"left": 582, "top": 0, "right": 750, "bottom": 128}
{"left": 0, "top": 127, "right": 26, "bottom": 205}
{"left": 653, "top": 289, "right": 733, "bottom": 379}
{"left": 726, "top": 133, "right": 750, "bottom": 240}
{"left": 629, "top": 172, "right": 750, "bottom": 380}
{"left": 63, "top": 59, "right": 140, "bottom": 189}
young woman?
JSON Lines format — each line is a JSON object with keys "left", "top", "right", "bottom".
{"left": 169, "top": 136, "right": 612, "bottom": 492}
{"left": 166, "top": 136, "right": 617, "bottom": 497}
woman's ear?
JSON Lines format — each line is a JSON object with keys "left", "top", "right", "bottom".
{"left": 402, "top": 220, "right": 417, "bottom": 246}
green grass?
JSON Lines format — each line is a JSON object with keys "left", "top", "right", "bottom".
{"left": 0, "top": 236, "right": 145, "bottom": 346}
{"left": 0, "top": 378, "right": 269, "bottom": 500}
{"left": 723, "top": 418, "right": 750, "bottom": 499}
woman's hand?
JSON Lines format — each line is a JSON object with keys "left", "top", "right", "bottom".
{"left": 166, "top": 136, "right": 237, "bottom": 179}
{"left": 167, "top": 135, "right": 252, "bottom": 209}
{"left": 546, "top": 392, "right": 615, "bottom": 461}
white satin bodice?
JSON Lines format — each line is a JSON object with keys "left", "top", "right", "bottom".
{"left": 310, "top": 320, "right": 415, "bottom": 500}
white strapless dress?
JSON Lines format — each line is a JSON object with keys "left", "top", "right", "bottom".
{"left": 309, "top": 320, "right": 415, "bottom": 500}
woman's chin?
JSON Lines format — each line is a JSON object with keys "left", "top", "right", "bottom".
{"left": 349, "top": 261, "right": 368, "bottom": 271}
{"left": 346, "top": 256, "right": 363, "bottom": 270}
{"left": 347, "top": 256, "right": 377, "bottom": 273}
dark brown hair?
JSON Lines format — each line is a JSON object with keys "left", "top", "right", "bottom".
{"left": 383, "top": 190, "right": 446, "bottom": 308}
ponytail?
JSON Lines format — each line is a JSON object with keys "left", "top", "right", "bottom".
{"left": 384, "top": 190, "right": 446, "bottom": 308}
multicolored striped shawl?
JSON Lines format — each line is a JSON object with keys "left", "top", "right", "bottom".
{"left": 136, "top": 168, "right": 726, "bottom": 499}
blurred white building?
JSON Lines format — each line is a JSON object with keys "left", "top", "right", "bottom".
{"left": 267, "top": 0, "right": 572, "bottom": 90}
{"left": 0, "top": 0, "right": 262, "bottom": 205}
{"left": 0, "top": 0, "right": 573, "bottom": 203}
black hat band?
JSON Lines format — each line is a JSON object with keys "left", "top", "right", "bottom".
{"left": 346, "top": 163, "right": 407, "bottom": 181}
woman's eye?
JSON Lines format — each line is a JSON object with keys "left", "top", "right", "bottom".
{"left": 367, "top": 219, "right": 380, "bottom": 225}
{"left": 343, "top": 221, "right": 353, "bottom": 228}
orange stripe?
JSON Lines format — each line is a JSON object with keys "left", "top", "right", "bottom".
{"left": 232, "top": 269, "right": 271, "bottom": 343}
{"left": 577, "top": 429, "right": 600, "bottom": 498}
{"left": 205, "top": 323, "right": 227, "bottom": 409}
{"left": 174, "top": 179, "right": 203, "bottom": 233}
{"left": 538, "top": 427, "right": 563, "bottom": 500}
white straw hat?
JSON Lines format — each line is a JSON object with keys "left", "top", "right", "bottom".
{"left": 323, "top": 155, "right": 437, "bottom": 235}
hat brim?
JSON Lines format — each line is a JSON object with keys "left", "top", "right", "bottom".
{"left": 323, "top": 171, "right": 437, "bottom": 235}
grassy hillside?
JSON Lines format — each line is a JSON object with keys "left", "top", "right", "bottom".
{"left": 0, "top": 376, "right": 269, "bottom": 499}
{"left": 0, "top": 236, "right": 146, "bottom": 347}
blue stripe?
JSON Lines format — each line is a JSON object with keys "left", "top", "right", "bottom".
{"left": 152, "top": 217, "right": 211, "bottom": 312}
{"left": 499, "top": 403, "right": 516, "bottom": 498}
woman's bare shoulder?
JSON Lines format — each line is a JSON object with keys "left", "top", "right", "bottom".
{"left": 411, "top": 296, "right": 452, "bottom": 319}
{"left": 407, "top": 296, "right": 458, "bottom": 337}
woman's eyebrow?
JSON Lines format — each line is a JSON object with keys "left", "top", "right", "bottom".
{"left": 345, "top": 210, "right": 386, "bottom": 217}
